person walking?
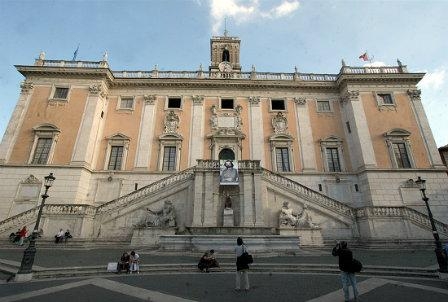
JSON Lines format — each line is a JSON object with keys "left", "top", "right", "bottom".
{"left": 332, "top": 241, "right": 359, "bottom": 302}
{"left": 234, "top": 237, "right": 250, "bottom": 291}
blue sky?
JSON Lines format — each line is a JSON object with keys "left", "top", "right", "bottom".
{"left": 0, "top": 0, "right": 447, "bottom": 147}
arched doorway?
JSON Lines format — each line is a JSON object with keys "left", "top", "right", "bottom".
{"left": 219, "top": 148, "right": 235, "bottom": 160}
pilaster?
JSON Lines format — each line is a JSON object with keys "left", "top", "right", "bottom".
{"left": 188, "top": 95, "right": 205, "bottom": 166}
{"left": 242, "top": 172, "right": 254, "bottom": 226}
{"left": 248, "top": 96, "right": 265, "bottom": 166}
{"left": 0, "top": 81, "right": 34, "bottom": 164}
{"left": 340, "top": 91, "right": 377, "bottom": 170}
{"left": 135, "top": 95, "right": 157, "bottom": 169}
{"left": 407, "top": 89, "right": 444, "bottom": 168}
{"left": 71, "top": 84, "right": 107, "bottom": 168}
{"left": 294, "top": 97, "right": 317, "bottom": 171}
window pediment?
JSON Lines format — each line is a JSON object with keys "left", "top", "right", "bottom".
{"left": 106, "top": 133, "right": 131, "bottom": 141}
{"left": 269, "top": 133, "right": 293, "bottom": 142}
{"left": 159, "top": 133, "right": 183, "bottom": 141}
{"left": 33, "top": 123, "right": 60, "bottom": 133}
{"left": 384, "top": 128, "right": 411, "bottom": 138}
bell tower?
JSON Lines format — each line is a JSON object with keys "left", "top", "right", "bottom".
{"left": 210, "top": 31, "right": 241, "bottom": 73}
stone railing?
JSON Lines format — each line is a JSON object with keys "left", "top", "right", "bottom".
{"left": 195, "top": 160, "right": 261, "bottom": 171}
{"left": 38, "top": 59, "right": 410, "bottom": 81}
{"left": 43, "top": 204, "right": 97, "bottom": 216}
{"left": 356, "top": 206, "right": 448, "bottom": 236}
{"left": 96, "top": 167, "right": 196, "bottom": 214}
{"left": 261, "top": 168, "right": 354, "bottom": 218}
{"left": 42, "top": 60, "right": 104, "bottom": 68}
{"left": 341, "top": 66, "right": 403, "bottom": 74}
{"left": 0, "top": 206, "right": 39, "bottom": 234}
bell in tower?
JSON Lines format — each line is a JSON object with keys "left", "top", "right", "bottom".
{"left": 209, "top": 31, "right": 241, "bottom": 73}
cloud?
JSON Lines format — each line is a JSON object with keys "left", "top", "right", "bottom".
{"left": 210, "top": 0, "right": 300, "bottom": 34}
{"left": 418, "top": 68, "right": 446, "bottom": 90}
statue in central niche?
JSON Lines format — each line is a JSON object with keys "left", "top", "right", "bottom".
{"left": 223, "top": 195, "right": 234, "bottom": 227}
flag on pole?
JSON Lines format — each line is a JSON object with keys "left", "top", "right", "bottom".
{"left": 72, "top": 44, "right": 80, "bottom": 61}
{"left": 359, "top": 52, "right": 369, "bottom": 61}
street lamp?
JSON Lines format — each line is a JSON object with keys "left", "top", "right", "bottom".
{"left": 15, "top": 173, "right": 55, "bottom": 281}
{"left": 415, "top": 176, "right": 447, "bottom": 273}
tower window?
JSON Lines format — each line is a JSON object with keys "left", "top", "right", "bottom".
{"left": 221, "top": 98, "right": 234, "bottom": 109}
{"left": 222, "top": 49, "right": 230, "bottom": 62}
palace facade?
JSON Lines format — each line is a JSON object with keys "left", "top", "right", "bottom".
{"left": 0, "top": 33, "right": 447, "bottom": 247}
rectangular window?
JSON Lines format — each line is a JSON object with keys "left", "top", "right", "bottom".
{"left": 163, "top": 146, "right": 177, "bottom": 171}
{"left": 275, "top": 147, "right": 291, "bottom": 172}
{"left": 31, "top": 138, "right": 52, "bottom": 164}
{"left": 317, "top": 101, "right": 331, "bottom": 112}
{"left": 378, "top": 93, "right": 393, "bottom": 105}
{"left": 120, "top": 97, "right": 134, "bottom": 109}
{"left": 271, "top": 99, "right": 286, "bottom": 110}
{"left": 221, "top": 98, "right": 234, "bottom": 109}
{"left": 168, "top": 97, "right": 182, "bottom": 109}
{"left": 53, "top": 87, "right": 69, "bottom": 100}
{"left": 108, "top": 146, "right": 124, "bottom": 170}
{"left": 326, "top": 148, "right": 341, "bottom": 172}
{"left": 346, "top": 121, "right": 351, "bottom": 133}
{"left": 393, "top": 142, "right": 411, "bottom": 168}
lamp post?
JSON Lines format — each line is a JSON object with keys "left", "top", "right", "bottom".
{"left": 415, "top": 176, "right": 447, "bottom": 273}
{"left": 15, "top": 173, "right": 55, "bottom": 281}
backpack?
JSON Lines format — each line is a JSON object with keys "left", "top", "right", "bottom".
{"left": 350, "top": 258, "right": 363, "bottom": 273}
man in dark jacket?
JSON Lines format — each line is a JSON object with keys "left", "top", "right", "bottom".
{"left": 332, "top": 241, "right": 359, "bottom": 302}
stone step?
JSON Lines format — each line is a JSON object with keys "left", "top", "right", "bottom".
{"left": 30, "top": 263, "right": 438, "bottom": 280}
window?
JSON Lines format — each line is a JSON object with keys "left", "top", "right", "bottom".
{"left": 320, "top": 136, "right": 345, "bottom": 172}
{"left": 108, "top": 146, "right": 124, "bottom": 170}
{"left": 162, "top": 146, "right": 177, "bottom": 171}
{"left": 378, "top": 93, "right": 393, "bottom": 105}
{"left": 326, "top": 147, "right": 341, "bottom": 172}
{"left": 271, "top": 99, "right": 286, "bottom": 111}
{"left": 53, "top": 87, "right": 69, "bottom": 99}
{"left": 275, "top": 147, "right": 291, "bottom": 172}
{"left": 317, "top": 101, "right": 331, "bottom": 112}
{"left": 29, "top": 124, "right": 60, "bottom": 165}
{"left": 221, "top": 98, "right": 234, "bottom": 109}
{"left": 269, "top": 133, "right": 294, "bottom": 173}
{"left": 384, "top": 129, "right": 414, "bottom": 169}
{"left": 120, "top": 97, "right": 134, "bottom": 109}
{"left": 167, "top": 97, "right": 182, "bottom": 109}
{"left": 346, "top": 121, "right": 351, "bottom": 133}
{"left": 392, "top": 142, "right": 411, "bottom": 168}
{"left": 158, "top": 133, "right": 183, "bottom": 171}
{"left": 49, "top": 86, "right": 70, "bottom": 101}
{"left": 104, "top": 133, "right": 130, "bottom": 171}
{"left": 31, "top": 138, "right": 52, "bottom": 164}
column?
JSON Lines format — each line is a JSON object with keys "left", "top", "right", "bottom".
{"left": 188, "top": 95, "right": 204, "bottom": 166}
{"left": 135, "top": 95, "right": 157, "bottom": 169}
{"left": 341, "top": 91, "right": 377, "bottom": 170}
{"left": 294, "top": 97, "right": 317, "bottom": 171}
{"left": 0, "top": 81, "right": 34, "bottom": 164}
{"left": 407, "top": 89, "right": 444, "bottom": 168}
{"left": 248, "top": 96, "right": 265, "bottom": 166}
{"left": 71, "top": 84, "right": 107, "bottom": 168}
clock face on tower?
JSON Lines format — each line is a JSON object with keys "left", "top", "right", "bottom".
{"left": 218, "top": 61, "right": 233, "bottom": 73}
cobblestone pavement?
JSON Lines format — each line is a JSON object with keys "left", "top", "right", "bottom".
{"left": 0, "top": 246, "right": 447, "bottom": 302}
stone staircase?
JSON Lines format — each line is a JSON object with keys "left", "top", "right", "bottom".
{"left": 0, "top": 260, "right": 439, "bottom": 281}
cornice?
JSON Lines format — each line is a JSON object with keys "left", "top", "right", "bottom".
{"left": 15, "top": 65, "right": 114, "bottom": 82}
{"left": 109, "top": 78, "right": 339, "bottom": 91}
{"left": 336, "top": 72, "right": 425, "bottom": 86}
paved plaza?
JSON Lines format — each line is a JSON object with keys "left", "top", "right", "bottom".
{"left": 0, "top": 246, "right": 447, "bottom": 302}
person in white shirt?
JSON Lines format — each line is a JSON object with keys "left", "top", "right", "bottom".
{"left": 55, "top": 228, "right": 64, "bottom": 243}
{"left": 129, "top": 251, "right": 140, "bottom": 274}
{"left": 234, "top": 237, "right": 250, "bottom": 291}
